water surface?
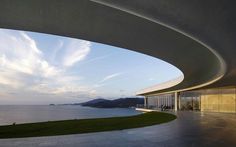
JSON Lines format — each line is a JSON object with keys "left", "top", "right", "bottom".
{"left": 0, "top": 105, "right": 140, "bottom": 125}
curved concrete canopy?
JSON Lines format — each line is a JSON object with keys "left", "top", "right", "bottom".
{"left": 0, "top": 0, "right": 234, "bottom": 95}
{"left": 136, "top": 76, "right": 184, "bottom": 95}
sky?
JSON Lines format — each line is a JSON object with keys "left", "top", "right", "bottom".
{"left": 0, "top": 28, "right": 183, "bottom": 105}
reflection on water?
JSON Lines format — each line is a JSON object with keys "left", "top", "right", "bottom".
{"left": 0, "top": 105, "right": 140, "bottom": 125}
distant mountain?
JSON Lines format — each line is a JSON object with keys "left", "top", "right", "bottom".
{"left": 80, "top": 98, "right": 144, "bottom": 108}
{"left": 80, "top": 98, "right": 107, "bottom": 105}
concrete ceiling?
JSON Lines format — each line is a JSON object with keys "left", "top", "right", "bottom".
{"left": 0, "top": 0, "right": 235, "bottom": 95}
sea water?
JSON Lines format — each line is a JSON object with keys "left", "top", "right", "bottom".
{"left": 0, "top": 105, "right": 140, "bottom": 125}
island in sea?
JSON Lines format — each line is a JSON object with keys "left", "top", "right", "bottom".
{"left": 54, "top": 97, "right": 144, "bottom": 108}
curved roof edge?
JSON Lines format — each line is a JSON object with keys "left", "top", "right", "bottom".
{"left": 93, "top": 0, "right": 226, "bottom": 95}
{"left": 0, "top": 0, "right": 229, "bottom": 96}
{"left": 136, "top": 76, "right": 184, "bottom": 95}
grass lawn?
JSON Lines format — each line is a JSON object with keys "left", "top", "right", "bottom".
{"left": 0, "top": 112, "right": 176, "bottom": 138}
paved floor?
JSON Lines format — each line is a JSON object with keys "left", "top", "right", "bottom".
{"left": 0, "top": 112, "right": 236, "bottom": 147}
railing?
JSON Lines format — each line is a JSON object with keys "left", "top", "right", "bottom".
{"left": 136, "top": 104, "right": 174, "bottom": 111}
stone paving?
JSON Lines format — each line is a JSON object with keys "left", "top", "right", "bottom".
{"left": 0, "top": 111, "right": 236, "bottom": 147}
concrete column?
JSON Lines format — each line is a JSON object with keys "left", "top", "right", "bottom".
{"left": 166, "top": 96, "right": 168, "bottom": 106}
{"left": 167, "top": 96, "right": 169, "bottom": 107}
{"left": 160, "top": 97, "right": 162, "bottom": 106}
{"left": 169, "top": 96, "right": 171, "bottom": 107}
{"left": 164, "top": 96, "right": 166, "bottom": 106}
{"left": 174, "top": 92, "right": 179, "bottom": 111}
{"left": 156, "top": 96, "right": 158, "bottom": 109}
{"left": 144, "top": 97, "right": 147, "bottom": 108}
{"left": 168, "top": 96, "right": 171, "bottom": 107}
{"left": 144, "top": 97, "right": 146, "bottom": 107}
{"left": 178, "top": 94, "right": 181, "bottom": 110}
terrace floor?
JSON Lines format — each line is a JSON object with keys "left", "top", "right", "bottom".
{"left": 1, "top": 111, "right": 236, "bottom": 147}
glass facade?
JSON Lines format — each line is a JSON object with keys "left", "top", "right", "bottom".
{"left": 179, "top": 91, "right": 200, "bottom": 111}
{"left": 145, "top": 87, "right": 236, "bottom": 113}
{"left": 146, "top": 94, "right": 174, "bottom": 110}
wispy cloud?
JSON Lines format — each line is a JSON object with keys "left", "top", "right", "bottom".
{"left": 99, "top": 72, "right": 124, "bottom": 83}
{"left": 91, "top": 72, "right": 124, "bottom": 89}
{"left": 50, "top": 40, "right": 64, "bottom": 64}
{"left": 0, "top": 28, "right": 156, "bottom": 104}
{"left": 0, "top": 30, "right": 59, "bottom": 87}
{"left": 79, "top": 53, "right": 114, "bottom": 66}
{"left": 93, "top": 83, "right": 106, "bottom": 88}
{"left": 62, "top": 39, "right": 91, "bottom": 67}
{"left": 0, "top": 29, "right": 92, "bottom": 96}
{"left": 148, "top": 78, "right": 156, "bottom": 81}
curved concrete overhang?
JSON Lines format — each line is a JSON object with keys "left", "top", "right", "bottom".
{"left": 136, "top": 76, "right": 184, "bottom": 95}
{"left": 0, "top": 0, "right": 234, "bottom": 95}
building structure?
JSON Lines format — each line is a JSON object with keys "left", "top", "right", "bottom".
{"left": 140, "top": 87, "right": 236, "bottom": 113}
{"left": 1, "top": 1, "right": 236, "bottom": 113}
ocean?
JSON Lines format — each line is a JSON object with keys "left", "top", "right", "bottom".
{"left": 0, "top": 105, "right": 141, "bottom": 126}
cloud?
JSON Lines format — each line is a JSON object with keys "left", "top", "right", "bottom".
{"left": 0, "top": 29, "right": 130, "bottom": 103}
{"left": 79, "top": 53, "right": 114, "bottom": 66}
{"left": 0, "top": 30, "right": 59, "bottom": 89}
{"left": 0, "top": 30, "right": 59, "bottom": 77}
{"left": 50, "top": 40, "right": 64, "bottom": 64}
{"left": 99, "top": 72, "right": 123, "bottom": 83}
{"left": 148, "top": 78, "right": 156, "bottom": 81}
{"left": 93, "top": 83, "right": 106, "bottom": 88}
{"left": 91, "top": 72, "right": 124, "bottom": 91}
{"left": 63, "top": 39, "right": 91, "bottom": 67}
{"left": 0, "top": 29, "right": 91, "bottom": 96}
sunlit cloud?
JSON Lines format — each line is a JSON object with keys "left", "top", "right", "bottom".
{"left": 0, "top": 30, "right": 58, "bottom": 88}
{"left": 63, "top": 39, "right": 91, "bottom": 67}
{"left": 0, "top": 28, "right": 183, "bottom": 104}
{"left": 0, "top": 29, "right": 91, "bottom": 96}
